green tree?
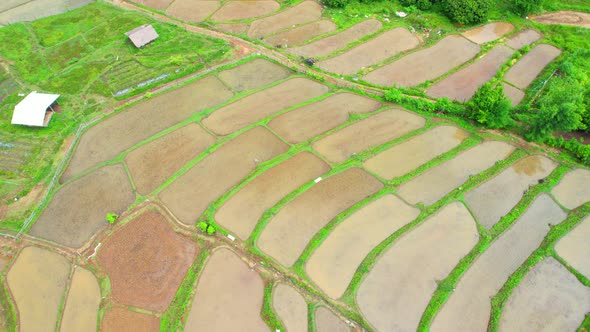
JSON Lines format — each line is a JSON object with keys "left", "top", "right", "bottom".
{"left": 467, "top": 82, "right": 513, "bottom": 129}
{"left": 442, "top": 0, "right": 493, "bottom": 25}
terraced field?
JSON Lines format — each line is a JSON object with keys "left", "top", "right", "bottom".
{"left": 1, "top": 1, "right": 588, "bottom": 331}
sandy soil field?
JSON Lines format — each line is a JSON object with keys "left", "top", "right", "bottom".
{"left": 218, "top": 58, "right": 291, "bottom": 93}
{"left": 247, "top": 1, "right": 322, "bottom": 38}
{"left": 532, "top": 11, "right": 590, "bottom": 28}
{"left": 101, "top": 307, "right": 160, "bottom": 332}
{"left": 364, "top": 126, "right": 468, "bottom": 179}
{"left": 464, "top": 155, "right": 557, "bottom": 228}
{"left": 431, "top": 194, "right": 566, "bottom": 332}
{"left": 289, "top": 19, "right": 382, "bottom": 58}
{"left": 397, "top": 141, "right": 515, "bottom": 205}
{"left": 203, "top": 77, "right": 327, "bottom": 135}
{"left": 506, "top": 29, "right": 541, "bottom": 50}
{"left": 159, "top": 127, "right": 288, "bottom": 224}
{"left": 312, "top": 109, "right": 425, "bottom": 163}
{"left": 62, "top": 75, "right": 232, "bottom": 181}
{"left": 555, "top": 215, "right": 590, "bottom": 278}
{"left": 31, "top": 164, "right": 135, "bottom": 248}
{"left": 258, "top": 167, "right": 383, "bottom": 266}
{"left": 357, "top": 202, "right": 478, "bottom": 331}
{"left": 499, "top": 258, "right": 590, "bottom": 332}
{"left": 427, "top": 45, "right": 514, "bottom": 101}
{"left": 461, "top": 22, "right": 514, "bottom": 44}
{"left": 273, "top": 283, "right": 308, "bottom": 332}
{"left": 60, "top": 267, "right": 101, "bottom": 332}
{"left": 97, "top": 209, "right": 198, "bottom": 312}
{"left": 306, "top": 195, "right": 419, "bottom": 298}
{"left": 265, "top": 20, "right": 336, "bottom": 47}
{"left": 125, "top": 123, "right": 216, "bottom": 195}
{"left": 315, "top": 306, "right": 350, "bottom": 332}
{"left": 184, "top": 248, "right": 267, "bottom": 331}
{"left": 7, "top": 246, "right": 70, "bottom": 331}
{"left": 215, "top": 152, "right": 329, "bottom": 239}
{"left": 317, "top": 28, "right": 420, "bottom": 75}
{"left": 268, "top": 93, "right": 381, "bottom": 144}
{"left": 211, "top": 0, "right": 279, "bottom": 22}
{"left": 551, "top": 168, "right": 590, "bottom": 209}
{"left": 363, "top": 35, "right": 480, "bottom": 87}
{"left": 504, "top": 44, "right": 562, "bottom": 89}
{"left": 166, "top": 0, "right": 220, "bottom": 23}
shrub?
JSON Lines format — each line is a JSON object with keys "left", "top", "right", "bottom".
{"left": 512, "top": 0, "right": 543, "bottom": 15}
{"left": 105, "top": 213, "right": 119, "bottom": 225}
{"left": 322, "top": 0, "right": 348, "bottom": 8}
{"left": 466, "top": 82, "right": 513, "bottom": 129}
{"left": 400, "top": 0, "right": 435, "bottom": 10}
{"left": 198, "top": 221, "right": 216, "bottom": 235}
{"left": 441, "top": 0, "right": 492, "bottom": 25}
{"left": 206, "top": 224, "right": 216, "bottom": 235}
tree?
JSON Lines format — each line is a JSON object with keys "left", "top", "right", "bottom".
{"left": 442, "top": 0, "right": 493, "bottom": 25}
{"left": 467, "top": 82, "right": 513, "bottom": 129}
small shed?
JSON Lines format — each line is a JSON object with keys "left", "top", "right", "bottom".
{"left": 11, "top": 91, "right": 60, "bottom": 127}
{"left": 125, "top": 24, "right": 159, "bottom": 48}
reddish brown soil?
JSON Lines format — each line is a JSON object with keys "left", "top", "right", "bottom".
{"left": 506, "top": 29, "right": 541, "bottom": 50}
{"left": 97, "top": 209, "right": 198, "bottom": 312}
{"left": 461, "top": 22, "right": 514, "bottom": 44}
{"left": 502, "top": 83, "right": 525, "bottom": 106}
{"left": 101, "top": 307, "right": 160, "bottom": 332}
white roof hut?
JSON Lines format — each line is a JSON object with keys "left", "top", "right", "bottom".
{"left": 11, "top": 91, "right": 60, "bottom": 127}
{"left": 125, "top": 24, "right": 159, "bottom": 48}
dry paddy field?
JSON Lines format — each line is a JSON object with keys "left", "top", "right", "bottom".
{"left": 363, "top": 35, "right": 481, "bottom": 87}
{"left": 0, "top": 0, "right": 92, "bottom": 25}
{"left": 532, "top": 11, "right": 590, "bottom": 28}
{"left": 461, "top": 22, "right": 514, "bottom": 44}
{"left": 247, "top": 1, "right": 322, "bottom": 39}
{"left": 504, "top": 44, "right": 562, "bottom": 89}
{"left": 17, "top": 56, "right": 590, "bottom": 332}
{"left": 317, "top": 28, "right": 420, "bottom": 75}
{"left": 165, "top": 0, "right": 220, "bottom": 23}
{"left": 211, "top": 0, "right": 279, "bottom": 22}
{"left": 264, "top": 19, "right": 337, "bottom": 47}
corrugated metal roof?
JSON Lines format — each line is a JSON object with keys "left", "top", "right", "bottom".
{"left": 11, "top": 91, "right": 59, "bottom": 127}
{"left": 125, "top": 24, "right": 159, "bottom": 48}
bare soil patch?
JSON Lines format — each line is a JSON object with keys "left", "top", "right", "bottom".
{"left": 7, "top": 246, "right": 70, "bottom": 331}
{"left": 62, "top": 75, "right": 232, "bottom": 181}
{"left": 306, "top": 195, "right": 419, "bottom": 299}
{"left": 499, "top": 258, "right": 590, "bottom": 332}
{"left": 0, "top": 0, "right": 92, "bottom": 25}
{"left": 247, "top": 0, "right": 322, "bottom": 38}
{"left": 215, "top": 152, "right": 329, "bottom": 239}
{"left": 203, "top": 77, "right": 328, "bottom": 135}
{"left": 312, "top": 109, "right": 425, "bottom": 163}
{"left": 125, "top": 123, "right": 215, "bottom": 195}
{"left": 268, "top": 93, "right": 381, "bottom": 144}
{"left": 461, "top": 22, "right": 514, "bottom": 44}
{"left": 159, "top": 127, "right": 289, "bottom": 224}
{"left": 31, "top": 164, "right": 135, "bottom": 248}
{"left": 431, "top": 194, "right": 566, "bottom": 332}
{"left": 427, "top": 45, "right": 514, "bottom": 102}
{"left": 289, "top": 19, "right": 382, "bottom": 58}
{"left": 273, "top": 283, "right": 308, "bottom": 332}
{"left": 98, "top": 209, "right": 198, "bottom": 312}
{"left": 165, "top": 0, "right": 220, "bottom": 23}
{"left": 551, "top": 168, "right": 590, "bottom": 209}
{"left": 397, "top": 141, "right": 515, "bottom": 205}
{"left": 502, "top": 82, "right": 525, "bottom": 106}
{"left": 364, "top": 126, "right": 468, "bottom": 179}
{"left": 218, "top": 58, "right": 291, "bottom": 93}
{"left": 464, "top": 155, "right": 557, "bottom": 229}
{"left": 357, "top": 202, "right": 478, "bottom": 332}
{"left": 265, "top": 20, "right": 337, "bottom": 47}
{"left": 318, "top": 28, "right": 420, "bottom": 75}
{"left": 363, "top": 35, "right": 480, "bottom": 87}
{"left": 216, "top": 22, "right": 249, "bottom": 34}
{"left": 258, "top": 167, "right": 383, "bottom": 266}
{"left": 211, "top": 0, "right": 279, "bottom": 22}
{"left": 61, "top": 267, "right": 101, "bottom": 332}
{"left": 555, "top": 214, "right": 590, "bottom": 279}
{"left": 504, "top": 44, "right": 562, "bottom": 89}
{"left": 184, "top": 248, "right": 267, "bottom": 331}
{"left": 129, "top": 0, "right": 173, "bottom": 11}
{"left": 532, "top": 11, "right": 590, "bottom": 28}
{"left": 315, "top": 306, "right": 350, "bottom": 332}
{"left": 101, "top": 307, "right": 160, "bottom": 332}
{"left": 506, "top": 29, "right": 541, "bottom": 50}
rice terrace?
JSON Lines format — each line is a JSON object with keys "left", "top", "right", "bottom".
{"left": 0, "top": 0, "right": 590, "bottom": 330}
